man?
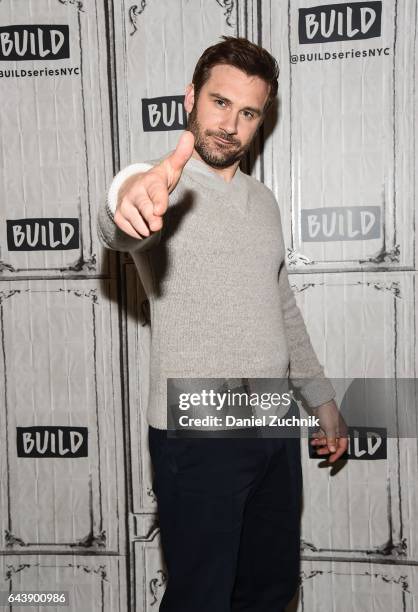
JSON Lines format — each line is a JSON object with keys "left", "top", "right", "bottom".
{"left": 98, "top": 36, "right": 348, "bottom": 612}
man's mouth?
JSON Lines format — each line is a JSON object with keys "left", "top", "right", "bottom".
{"left": 212, "top": 135, "right": 236, "bottom": 146}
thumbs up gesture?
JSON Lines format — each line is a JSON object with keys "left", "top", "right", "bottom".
{"left": 114, "top": 130, "right": 195, "bottom": 239}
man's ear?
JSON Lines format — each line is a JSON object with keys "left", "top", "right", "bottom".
{"left": 184, "top": 83, "right": 195, "bottom": 114}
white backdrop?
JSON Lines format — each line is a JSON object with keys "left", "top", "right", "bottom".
{"left": 0, "top": 1, "right": 417, "bottom": 610}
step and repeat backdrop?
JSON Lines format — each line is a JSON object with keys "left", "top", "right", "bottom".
{"left": 0, "top": 0, "right": 417, "bottom": 610}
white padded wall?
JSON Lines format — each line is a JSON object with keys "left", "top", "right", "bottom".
{"left": 0, "top": 1, "right": 416, "bottom": 610}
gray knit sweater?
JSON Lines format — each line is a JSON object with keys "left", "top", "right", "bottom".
{"left": 97, "top": 155, "right": 336, "bottom": 429}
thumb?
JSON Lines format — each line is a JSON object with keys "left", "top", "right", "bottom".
{"left": 166, "top": 130, "right": 195, "bottom": 177}
{"left": 326, "top": 435, "right": 337, "bottom": 453}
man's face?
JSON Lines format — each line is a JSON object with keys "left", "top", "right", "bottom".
{"left": 185, "top": 64, "right": 270, "bottom": 169}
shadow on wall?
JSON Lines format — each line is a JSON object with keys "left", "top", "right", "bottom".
{"left": 97, "top": 245, "right": 149, "bottom": 326}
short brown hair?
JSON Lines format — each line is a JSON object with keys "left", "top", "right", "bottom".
{"left": 192, "top": 36, "right": 279, "bottom": 114}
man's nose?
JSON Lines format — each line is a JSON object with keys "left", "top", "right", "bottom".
{"left": 218, "top": 110, "right": 239, "bottom": 135}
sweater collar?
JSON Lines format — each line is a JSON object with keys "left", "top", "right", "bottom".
{"left": 183, "top": 156, "right": 247, "bottom": 195}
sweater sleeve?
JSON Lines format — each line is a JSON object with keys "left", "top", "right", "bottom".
{"left": 278, "top": 261, "right": 335, "bottom": 408}
{"left": 97, "top": 161, "right": 161, "bottom": 253}
{"left": 274, "top": 202, "right": 336, "bottom": 410}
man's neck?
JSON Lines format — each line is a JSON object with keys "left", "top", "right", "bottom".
{"left": 191, "top": 149, "right": 239, "bottom": 183}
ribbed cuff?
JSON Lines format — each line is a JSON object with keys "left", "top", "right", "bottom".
{"left": 107, "top": 162, "right": 153, "bottom": 215}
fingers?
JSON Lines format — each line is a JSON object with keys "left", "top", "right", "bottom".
{"left": 113, "top": 134, "right": 194, "bottom": 238}
{"left": 120, "top": 203, "right": 152, "bottom": 237}
{"left": 328, "top": 437, "right": 348, "bottom": 463}
{"left": 113, "top": 210, "right": 144, "bottom": 239}
{"left": 309, "top": 400, "right": 350, "bottom": 464}
{"left": 310, "top": 430, "right": 326, "bottom": 446}
{"left": 116, "top": 175, "right": 167, "bottom": 237}
{"left": 327, "top": 436, "right": 337, "bottom": 453}
{"left": 311, "top": 433, "right": 349, "bottom": 463}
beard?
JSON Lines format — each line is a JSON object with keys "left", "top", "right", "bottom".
{"left": 186, "top": 104, "right": 250, "bottom": 169}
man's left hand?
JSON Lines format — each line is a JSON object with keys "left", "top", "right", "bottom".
{"left": 310, "top": 399, "right": 348, "bottom": 463}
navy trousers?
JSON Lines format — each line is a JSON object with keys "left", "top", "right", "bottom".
{"left": 148, "top": 426, "right": 302, "bottom": 612}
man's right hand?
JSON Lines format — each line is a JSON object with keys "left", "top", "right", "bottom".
{"left": 113, "top": 130, "right": 195, "bottom": 239}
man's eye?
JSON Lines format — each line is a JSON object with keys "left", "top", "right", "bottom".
{"left": 242, "top": 110, "right": 254, "bottom": 119}
{"left": 215, "top": 99, "right": 226, "bottom": 107}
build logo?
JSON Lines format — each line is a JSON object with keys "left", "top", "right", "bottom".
{"left": 299, "top": 2, "right": 382, "bottom": 44}
{"left": 142, "top": 95, "right": 186, "bottom": 131}
{"left": 0, "top": 25, "right": 70, "bottom": 60}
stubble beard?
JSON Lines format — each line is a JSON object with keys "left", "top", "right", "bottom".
{"left": 186, "top": 105, "right": 251, "bottom": 169}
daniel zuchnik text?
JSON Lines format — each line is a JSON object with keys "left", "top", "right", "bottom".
{"left": 177, "top": 414, "right": 320, "bottom": 428}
